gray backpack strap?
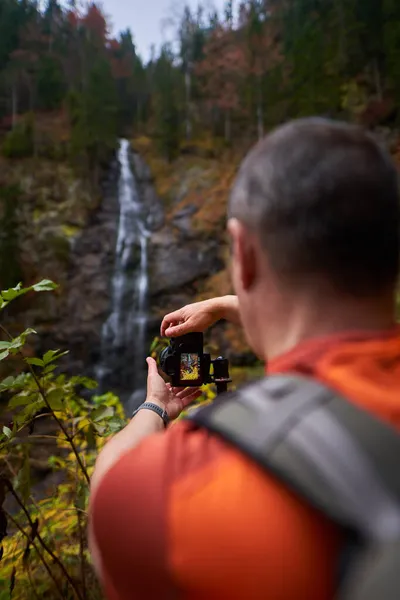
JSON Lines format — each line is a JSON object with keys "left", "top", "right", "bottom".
{"left": 187, "top": 375, "right": 400, "bottom": 541}
{"left": 340, "top": 540, "right": 400, "bottom": 600}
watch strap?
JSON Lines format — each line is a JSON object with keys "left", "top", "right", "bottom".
{"left": 132, "top": 402, "right": 170, "bottom": 427}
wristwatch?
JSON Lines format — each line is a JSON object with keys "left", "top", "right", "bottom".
{"left": 131, "top": 402, "right": 170, "bottom": 428}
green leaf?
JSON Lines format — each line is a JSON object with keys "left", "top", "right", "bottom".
{"left": 93, "top": 423, "right": 106, "bottom": 435}
{"left": 8, "top": 329, "right": 37, "bottom": 353}
{"left": 85, "top": 424, "right": 96, "bottom": 449}
{"left": 43, "top": 364, "right": 57, "bottom": 375}
{"left": 91, "top": 406, "right": 114, "bottom": 422}
{"left": 0, "top": 376, "right": 15, "bottom": 391}
{"left": 1, "top": 283, "right": 24, "bottom": 301}
{"left": 8, "top": 393, "right": 38, "bottom": 409}
{"left": 26, "top": 358, "right": 44, "bottom": 367}
{"left": 2, "top": 427, "right": 11, "bottom": 439}
{"left": 43, "top": 350, "right": 58, "bottom": 364}
{"left": 46, "top": 389, "right": 64, "bottom": 411}
{"left": 0, "top": 350, "right": 9, "bottom": 362}
{"left": 0, "top": 342, "right": 10, "bottom": 350}
{"left": 0, "top": 374, "right": 29, "bottom": 393}
{"left": 71, "top": 376, "right": 98, "bottom": 390}
{"left": 107, "top": 417, "right": 126, "bottom": 433}
{"left": 14, "top": 399, "right": 45, "bottom": 427}
{"left": 32, "top": 280, "right": 58, "bottom": 292}
{"left": 43, "top": 349, "right": 68, "bottom": 365}
{"left": 150, "top": 337, "right": 160, "bottom": 352}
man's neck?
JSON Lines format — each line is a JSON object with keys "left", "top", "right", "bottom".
{"left": 263, "top": 289, "right": 397, "bottom": 361}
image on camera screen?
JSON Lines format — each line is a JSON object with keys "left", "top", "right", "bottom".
{"left": 180, "top": 353, "right": 200, "bottom": 382}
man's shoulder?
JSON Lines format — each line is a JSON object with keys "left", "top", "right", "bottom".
{"left": 111, "top": 415, "right": 261, "bottom": 491}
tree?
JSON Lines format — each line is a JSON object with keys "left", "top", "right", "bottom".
{"left": 153, "top": 45, "right": 182, "bottom": 161}
{"left": 197, "top": 23, "right": 246, "bottom": 141}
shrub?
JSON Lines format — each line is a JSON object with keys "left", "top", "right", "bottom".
{"left": 2, "top": 115, "right": 34, "bottom": 159}
{"left": 0, "top": 280, "right": 128, "bottom": 600}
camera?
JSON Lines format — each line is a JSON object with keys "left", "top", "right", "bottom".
{"left": 159, "top": 332, "right": 231, "bottom": 393}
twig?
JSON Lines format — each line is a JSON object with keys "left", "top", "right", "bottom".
{"left": 4, "top": 479, "right": 84, "bottom": 600}
{"left": 29, "top": 364, "right": 90, "bottom": 485}
{"left": 0, "top": 323, "right": 90, "bottom": 486}
{"left": 6, "top": 512, "right": 65, "bottom": 600}
{"left": 3, "top": 456, "right": 60, "bottom": 551}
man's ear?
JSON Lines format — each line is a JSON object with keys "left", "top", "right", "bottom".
{"left": 227, "top": 218, "right": 256, "bottom": 291}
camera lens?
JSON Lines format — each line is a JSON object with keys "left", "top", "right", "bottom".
{"left": 159, "top": 346, "right": 173, "bottom": 372}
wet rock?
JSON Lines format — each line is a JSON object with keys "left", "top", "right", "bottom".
{"left": 131, "top": 151, "right": 164, "bottom": 231}
{"left": 172, "top": 204, "right": 198, "bottom": 236}
{"left": 149, "top": 228, "right": 222, "bottom": 296}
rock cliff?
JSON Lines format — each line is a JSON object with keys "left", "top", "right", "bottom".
{"left": 1, "top": 138, "right": 256, "bottom": 403}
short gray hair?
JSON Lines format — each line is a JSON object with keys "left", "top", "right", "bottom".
{"left": 229, "top": 117, "right": 400, "bottom": 296}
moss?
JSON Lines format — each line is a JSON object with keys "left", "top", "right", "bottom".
{"left": 61, "top": 224, "right": 81, "bottom": 238}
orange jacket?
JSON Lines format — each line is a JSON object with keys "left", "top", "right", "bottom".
{"left": 92, "top": 328, "right": 400, "bottom": 599}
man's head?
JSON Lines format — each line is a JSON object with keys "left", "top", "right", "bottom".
{"left": 228, "top": 117, "right": 400, "bottom": 358}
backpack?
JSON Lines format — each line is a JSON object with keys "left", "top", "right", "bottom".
{"left": 186, "top": 374, "right": 400, "bottom": 600}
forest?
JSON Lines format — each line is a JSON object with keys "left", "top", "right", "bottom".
{"left": 1, "top": 0, "right": 400, "bottom": 166}
{"left": 1, "top": 1, "right": 400, "bottom": 599}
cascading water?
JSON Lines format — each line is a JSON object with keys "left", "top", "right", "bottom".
{"left": 96, "top": 139, "right": 150, "bottom": 409}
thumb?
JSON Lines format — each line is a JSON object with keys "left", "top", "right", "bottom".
{"left": 146, "top": 356, "right": 158, "bottom": 376}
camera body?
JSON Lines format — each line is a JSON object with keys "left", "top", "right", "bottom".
{"left": 159, "top": 332, "right": 231, "bottom": 392}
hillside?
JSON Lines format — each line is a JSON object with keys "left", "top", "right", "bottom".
{"left": 133, "top": 134, "right": 256, "bottom": 364}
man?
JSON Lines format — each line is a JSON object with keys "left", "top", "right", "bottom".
{"left": 89, "top": 118, "right": 400, "bottom": 599}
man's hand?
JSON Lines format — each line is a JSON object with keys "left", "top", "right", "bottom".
{"left": 160, "top": 296, "right": 241, "bottom": 338}
{"left": 146, "top": 357, "right": 202, "bottom": 420}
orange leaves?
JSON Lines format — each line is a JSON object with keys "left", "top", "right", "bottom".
{"left": 196, "top": 28, "right": 246, "bottom": 112}
{"left": 82, "top": 3, "right": 108, "bottom": 42}
{"left": 66, "top": 10, "right": 79, "bottom": 29}
{"left": 67, "top": 4, "right": 108, "bottom": 43}
{"left": 196, "top": 10, "right": 283, "bottom": 117}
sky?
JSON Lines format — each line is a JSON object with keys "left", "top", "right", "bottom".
{"left": 100, "top": 0, "right": 226, "bottom": 61}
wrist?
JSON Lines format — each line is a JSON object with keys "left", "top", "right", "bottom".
{"left": 133, "top": 401, "right": 170, "bottom": 427}
{"left": 214, "top": 296, "right": 239, "bottom": 322}
{"left": 145, "top": 397, "right": 167, "bottom": 410}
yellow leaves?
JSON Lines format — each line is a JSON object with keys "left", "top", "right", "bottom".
{"left": 341, "top": 80, "right": 367, "bottom": 119}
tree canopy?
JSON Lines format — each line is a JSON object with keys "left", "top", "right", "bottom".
{"left": 0, "top": 0, "right": 400, "bottom": 164}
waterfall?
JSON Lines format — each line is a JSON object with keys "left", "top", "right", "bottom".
{"left": 96, "top": 139, "right": 149, "bottom": 408}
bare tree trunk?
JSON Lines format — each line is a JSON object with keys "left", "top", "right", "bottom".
{"left": 372, "top": 58, "right": 383, "bottom": 101}
{"left": 185, "top": 69, "right": 192, "bottom": 141}
{"left": 11, "top": 84, "right": 17, "bottom": 130}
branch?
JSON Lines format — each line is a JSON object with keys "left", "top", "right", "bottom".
{"left": 6, "top": 512, "right": 65, "bottom": 600}
{"left": 0, "top": 323, "right": 90, "bottom": 486}
{"left": 31, "top": 365, "right": 91, "bottom": 485}
{"left": 4, "top": 479, "right": 84, "bottom": 600}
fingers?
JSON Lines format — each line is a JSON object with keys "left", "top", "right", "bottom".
{"left": 160, "top": 310, "right": 184, "bottom": 337}
{"left": 174, "top": 386, "right": 202, "bottom": 399}
{"left": 180, "top": 390, "right": 203, "bottom": 409}
{"left": 164, "top": 322, "right": 189, "bottom": 337}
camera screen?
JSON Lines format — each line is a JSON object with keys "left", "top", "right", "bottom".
{"left": 180, "top": 353, "right": 200, "bottom": 382}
